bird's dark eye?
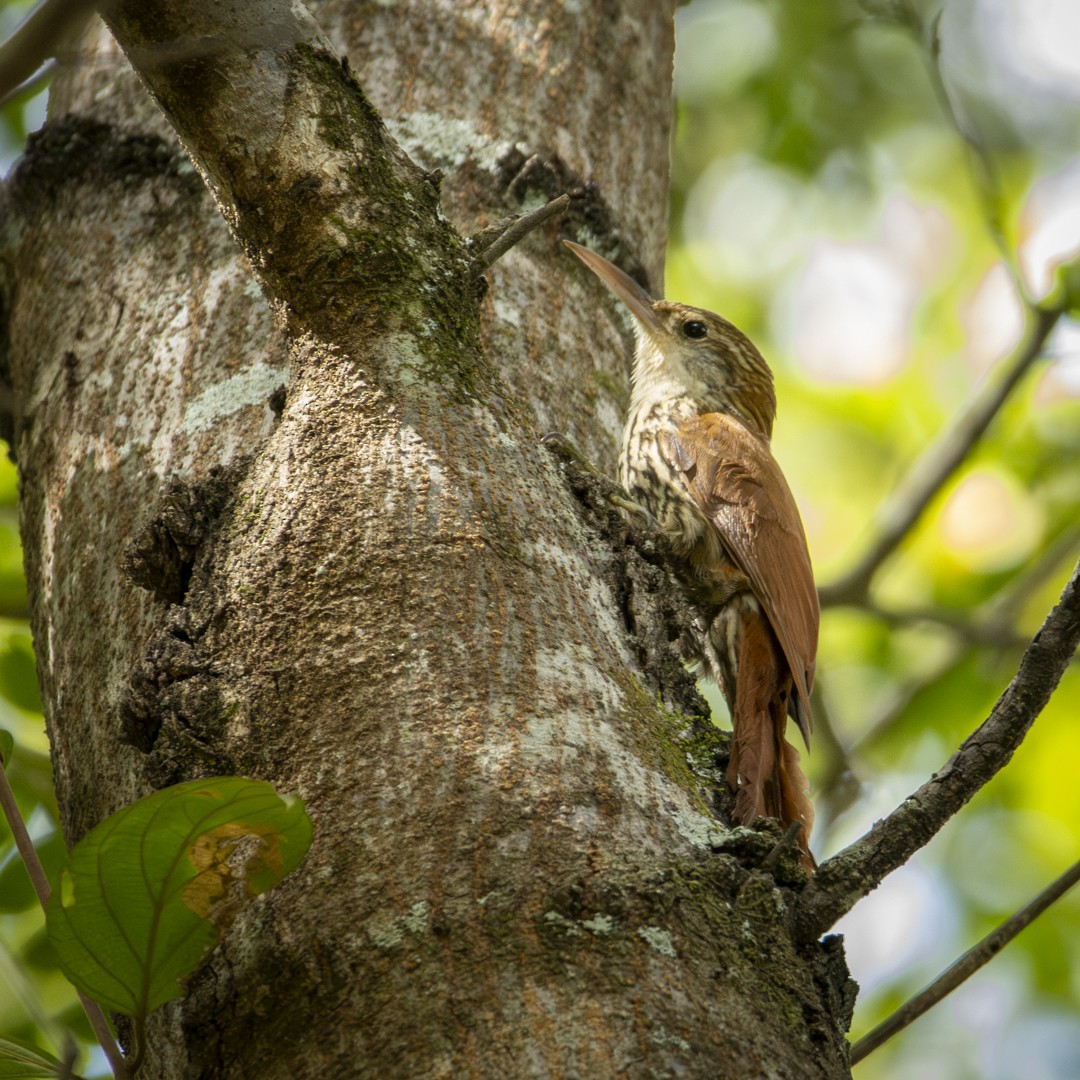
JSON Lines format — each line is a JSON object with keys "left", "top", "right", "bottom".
{"left": 683, "top": 320, "right": 708, "bottom": 339}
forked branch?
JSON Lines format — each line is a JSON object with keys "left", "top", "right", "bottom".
{"left": 469, "top": 194, "right": 571, "bottom": 277}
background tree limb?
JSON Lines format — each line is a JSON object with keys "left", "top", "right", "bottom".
{"left": 820, "top": 302, "right": 1063, "bottom": 607}
{"left": 795, "top": 558, "right": 1080, "bottom": 943}
{"left": 0, "top": 0, "right": 101, "bottom": 105}
{"left": 849, "top": 856, "right": 1080, "bottom": 1064}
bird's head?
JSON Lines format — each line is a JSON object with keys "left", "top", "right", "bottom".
{"left": 563, "top": 241, "right": 776, "bottom": 439}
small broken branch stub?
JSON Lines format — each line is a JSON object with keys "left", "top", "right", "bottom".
{"left": 469, "top": 194, "right": 570, "bottom": 277}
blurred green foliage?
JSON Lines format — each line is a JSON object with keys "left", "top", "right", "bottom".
{"left": 0, "top": 0, "right": 1078, "bottom": 1077}
{"left": 670, "top": 1, "right": 1080, "bottom": 1077}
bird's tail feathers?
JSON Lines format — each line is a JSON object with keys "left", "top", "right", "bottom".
{"left": 726, "top": 610, "right": 815, "bottom": 867}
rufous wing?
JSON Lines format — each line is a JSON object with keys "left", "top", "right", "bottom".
{"left": 660, "top": 412, "right": 819, "bottom": 744}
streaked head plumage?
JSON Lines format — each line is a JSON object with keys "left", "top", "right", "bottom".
{"left": 564, "top": 241, "right": 776, "bottom": 438}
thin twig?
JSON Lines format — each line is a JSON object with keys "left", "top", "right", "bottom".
{"left": 0, "top": 752, "right": 52, "bottom": 907}
{"left": 855, "top": 601, "right": 1031, "bottom": 651}
{"left": 794, "top": 558, "right": 1080, "bottom": 943}
{"left": 0, "top": 59, "right": 55, "bottom": 109}
{"left": 761, "top": 822, "right": 802, "bottom": 872}
{"left": 0, "top": 751, "right": 131, "bottom": 1080}
{"left": 831, "top": 531, "right": 1080, "bottom": 763}
{"left": 920, "top": 9, "right": 1027, "bottom": 295}
{"left": 820, "top": 303, "right": 1062, "bottom": 607}
{"left": 57, "top": 1036, "right": 80, "bottom": 1080}
{"left": 829, "top": 541, "right": 1080, "bottom": 655}
{"left": 469, "top": 194, "right": 570, "bottom": 276}
{"left": 989, "top": 523, "right": 1080, "bottom": 625}
{"left": 849, "top": 857, "right": 1080, "bottom": 1064}
{"left": 75, "top": 994, "right": 126, "bottom": 1078}
{"left": 821, "top": 0, "right": 1065, "bottom": 609}
{"left": 866, "top": 1, "right": 1025, "bottom": 294}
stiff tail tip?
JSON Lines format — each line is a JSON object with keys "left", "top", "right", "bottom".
{"left": 727, "top": 722, "right": 815, "bottom": 872}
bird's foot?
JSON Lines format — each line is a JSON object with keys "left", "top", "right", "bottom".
{"left": 607, "top": 491, "right": 656, "bottom": 525}
{"left": 540, "top": 431, "right": 598, "bottom": 475}
{"left": 541, "top": 433, "right": 657, "bottom": 526}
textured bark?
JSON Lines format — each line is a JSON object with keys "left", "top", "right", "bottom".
{"left": 0, "top": 2, "right": 855, "bottom": 1077}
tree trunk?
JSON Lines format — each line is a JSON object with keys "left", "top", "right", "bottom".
{"left": 0, "top": 2, "right": 855, "bottom": 1077}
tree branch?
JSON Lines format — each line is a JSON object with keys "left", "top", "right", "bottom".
{"left": 0, "top": 0, "right": 101, "bottom": 106}
{"left": 846, "top": 644, "right": 965, "bottom": 758}
{"left": 989, "top": 522, "right": 1080, "bottom": 624}
{"left": 104, "top": 0, "right": 473, "bottom": 366}
{"left": 794, "top": 558, "right": 1080, "bottom": 943}
{"left": 469, "top": 194, "right": 570, "bottom": 277}
{"left": 849, "top": 857, "right": 1080, "bottom": 1064}
{"left": 820, "top": 304, "right": 1062, "bottom": 606}
{"left": 853, "top": 601, "right": 1033, "bottom": 651}
{"left": 860, "top": 0, "right": 1026, "bottom": 291}
{"left": 818, "top": 528, "right": 1080, "bottom": 782}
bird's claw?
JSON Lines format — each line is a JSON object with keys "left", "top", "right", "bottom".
{"left": 607, "top": 492, "right": 656, "bottom": 526}
{"left": 540, "top": 432, "right": 600, "bottom": 476}
{"left": 541, "top": 433, "right": 658, "bottom": 531}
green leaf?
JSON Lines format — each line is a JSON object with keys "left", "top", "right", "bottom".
{"left": 0, "top": 634, "right": 42, "bottom": 714}
{"left": 0, "top": 1036, "right": 63, "bottom": 1078}
{"left": 0, "top": 728, "right": 11, "bottom": 768}
{"left": 45, "top": 777, "right": 312, "bottom": 1018}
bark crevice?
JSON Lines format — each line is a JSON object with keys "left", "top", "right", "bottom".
{"left": 118, "top": 603, "right": 236, "bottom": 787}
{"left": 497, "top": 147, "right": 656, "bottom": 293}
{"left": 123, "top": 466, "right": 245, "bottom": 604}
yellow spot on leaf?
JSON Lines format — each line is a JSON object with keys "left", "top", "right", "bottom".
{"left": 182, "top": 822, "right": 284, "bottom": 927}
{"left": 60, "top": 869, "right": 75, "bottom": 907}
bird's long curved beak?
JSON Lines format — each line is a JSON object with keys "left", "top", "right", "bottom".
{"left": 562, "top": 241, "right": 659, "bottom": 333}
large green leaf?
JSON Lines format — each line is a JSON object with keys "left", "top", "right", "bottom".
{"left": 45, "top": 777, "right": 312, "bottom": 1018}
{"left": 0, "top": 1036, "right": 63, "bottom": 1079}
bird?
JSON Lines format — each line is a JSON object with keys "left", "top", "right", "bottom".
{"left": 564, "top": 240, "right": 818, "bottom": 862}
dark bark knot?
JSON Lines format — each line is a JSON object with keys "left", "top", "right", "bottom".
{"left": 497, "top": 148, "right": 653, "bottom": 294}
{"left": 6, "top": 116, "right": 202, "bottom": 210}
{"left": 120, "top": 468, "right": 244, "bottom": 782}
{"left": 117, "top": 604, "right": 236, "bottom": 788}
{"left": 123, "top": 467, "right": 239, "bottom": 605}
